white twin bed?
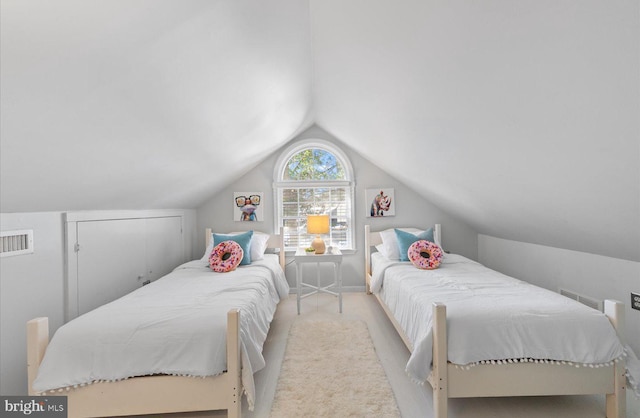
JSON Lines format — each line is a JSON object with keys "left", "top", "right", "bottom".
{"left": 365, "top": 224, "right": 638, "bottom": 418}
{"left": 28, "top": 228, "right": 288, "bottom": 418}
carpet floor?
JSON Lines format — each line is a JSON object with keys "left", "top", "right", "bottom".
{"left": 269, "top": 319, "right": 401, "bottom": 418}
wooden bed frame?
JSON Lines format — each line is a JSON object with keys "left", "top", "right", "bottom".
{"left": 364, "top": 224, "right": 626, "bottom": 418}
{"left": 27, "top": 228, "right": 285, "bottom": 418}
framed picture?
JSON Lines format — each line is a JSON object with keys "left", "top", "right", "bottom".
{"left": 366, "top": 188, "right": 395, "bottom": 217}
{"left": 234, "top": 192, "right": 264, "bottom": 222}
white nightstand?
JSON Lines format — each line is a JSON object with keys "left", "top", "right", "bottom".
{"left": 294, "top": 247, "right": 343, "bottom": 314}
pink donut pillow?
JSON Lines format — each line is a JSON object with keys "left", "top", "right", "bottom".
{"left": 209, "top": 240, "right": 244, "bottom": 273}
{"left": 408, "top": 240, "right": 443, "bottom": 270}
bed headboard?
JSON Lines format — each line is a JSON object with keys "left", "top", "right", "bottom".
{"left": 205, "top": 227, "right": 286, "bottom": 268}
{"left": 364, "top": 224, "right": 442, "bottom": 293}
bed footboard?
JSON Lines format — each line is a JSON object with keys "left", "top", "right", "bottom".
{"left": 429, "top": 300, "right": 626, "bottom": 418}
{"left": 26, "top": 310, "right": 243, "bottom": 418}
{"left": 604, "top": 300, "right": 626, "bottom": 418}
{"left": 431, "top": 303, "right": 448, "bottom": 418}
{"left": 27, "top": 317, "right": 49, "bottom": 396}
{"left": 226, "top": 308, "right": 242, "bottom": 418}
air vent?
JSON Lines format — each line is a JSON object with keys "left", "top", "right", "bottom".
{"left": 559, "top": 288, "right": 602, "bottom": 311}
{"left": 0, "top": 230, "right": 34, "bottom": 257}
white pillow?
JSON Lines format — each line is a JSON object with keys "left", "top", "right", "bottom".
{"left": 200, "top": 230, "right": 270, "bottom": 263}
{"left": 201, "top": 239, "right": 214, "bottom": 263}
{"left": 248, "top": 231, "right": 269, "bottom": 261}
{"left": 377, "top": 228, "right": 422, "bottom": 260}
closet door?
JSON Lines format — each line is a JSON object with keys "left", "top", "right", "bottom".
{"left": 76, "top": 219, "right": 147, "bottom": 315}
{"left": 145, "top": 216, "right": 183, "bottom": 282}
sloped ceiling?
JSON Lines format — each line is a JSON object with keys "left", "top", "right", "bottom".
{"left": 1, "top": 0, "right": 638, "bottom": 261}
{"left": 0, "top": 0, "right": 313, "bottom": 210}
{"left": 311, "top": 0, "right": 639, "bottom": 262}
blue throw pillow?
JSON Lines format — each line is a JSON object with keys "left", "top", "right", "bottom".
{"left": 213, "top": 230, "right": 253, "bottom": 265}
{"left": 394, "top": 228, "right": 434, "bottom": 262}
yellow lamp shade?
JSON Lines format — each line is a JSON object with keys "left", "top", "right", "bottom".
{"left": 306, "top": 214, "right": 330, "bottom": 234}
{"left": 307, "top": 215, "right": 330, "bottom": 254}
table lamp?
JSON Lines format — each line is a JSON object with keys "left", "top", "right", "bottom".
{"left": 306, "top": 214, "right": 330, "bottom": 254}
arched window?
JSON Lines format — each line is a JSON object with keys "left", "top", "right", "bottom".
{"left": 274, "top": 139, "right": 355, "bottom": 251}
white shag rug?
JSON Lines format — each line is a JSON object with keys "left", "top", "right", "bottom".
{"left": 269, "top": 319, "right": 401, "bottom": 418}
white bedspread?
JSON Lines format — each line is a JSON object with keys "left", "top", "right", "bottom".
{"left": 33, "top": 255, "right": 290, "bottom": 409}
{"left": 370, "top": 253, "right": 639, "bottom": 396}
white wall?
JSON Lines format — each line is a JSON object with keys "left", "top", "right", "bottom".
{"left": 0, "top": 209, "right": 196, "bottom": 396}
{"left": 1, "top": 212, "right": 65, "bottom": 396}
{"left": 196, "top": 125, "right": 479, "bottom": 290}
{"left": 478, "top": 234, "right": 640, "bottom": 357}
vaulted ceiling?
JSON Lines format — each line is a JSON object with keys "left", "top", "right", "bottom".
{"left": 1, "top": 0, "right": 638, "bottom": 261}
